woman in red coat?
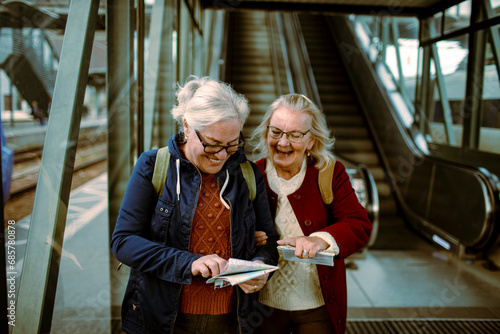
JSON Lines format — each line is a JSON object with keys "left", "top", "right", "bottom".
{"left": 252, "top": 94, "right": 372, "bottom": 334}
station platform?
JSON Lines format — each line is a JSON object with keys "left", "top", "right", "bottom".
{"left": 6, "top": 172, "right": 500, "bottom": 333}
{"left": 2, "top": 115, "right": 107, "bottom": 152}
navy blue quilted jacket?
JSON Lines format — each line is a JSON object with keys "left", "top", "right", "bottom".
{"left": 111, "top": 133, "right": 279, "bottom": 334}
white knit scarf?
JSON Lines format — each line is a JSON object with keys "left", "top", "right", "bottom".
{"left": 259, "top": 158, "right": 325, "bottom": 311}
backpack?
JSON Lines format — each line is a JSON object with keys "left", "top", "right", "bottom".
{"left": 152, "top": 146, "right": 336, "bottom": 204}
{"left": 318, "top": 159, "right": 336, "bottom": 205}
{"left": 151, "top": 146, "right": 256, "bottom": 201}
{"left": 253, "top": 158, "right": 336, "bottom": 205}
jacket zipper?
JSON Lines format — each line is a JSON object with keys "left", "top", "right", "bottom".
{"left": 222, "top": 174, "right": 242, "bottom": 334}
{"left": 171, "top": 166, "right": 202, "bottom": 334}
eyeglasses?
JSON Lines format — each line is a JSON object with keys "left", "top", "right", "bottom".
{"left": 195, "top": 131, "right": 245, "bottom": 154}
{"left": 267, "top": 126, "right": 310, "bottom": 143}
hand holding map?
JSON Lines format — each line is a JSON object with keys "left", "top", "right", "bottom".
{"left": 206, "top": 258, "right": 279, "bottom": 289}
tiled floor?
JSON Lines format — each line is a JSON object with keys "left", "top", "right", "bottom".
{"left": 347, "top": 217, "right": 500, "bottom": 320}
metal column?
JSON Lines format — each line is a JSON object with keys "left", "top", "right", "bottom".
{"left": 106, "top": 1, "right": 135, "bottom": 332}
{"left": 462, "top": 1, "right": 486, "bottom": 149}
{"left": 12, "top": 1, "right": 100, "bottom": 333}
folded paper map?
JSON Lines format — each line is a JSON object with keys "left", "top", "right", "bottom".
{"left": 278, "top": 245, "right": 335, "bottom": 266}
{"left": 206, "top": 258, "right": 279, "bottom": 289}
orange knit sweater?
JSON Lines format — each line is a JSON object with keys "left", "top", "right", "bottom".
{"left": 179, "top": 174, "right": 234, "bottom": 314}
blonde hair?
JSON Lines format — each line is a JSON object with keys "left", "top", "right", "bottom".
{"left": 251, "top": 94, "right": 335, "bottom": 170}
{"left": 171, "top": 76, "right": 249, "bottom": 131}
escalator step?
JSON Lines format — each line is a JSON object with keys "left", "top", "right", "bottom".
{"left": 339, "top": 152, "right": 380, "bottom": 166}
{"left": 327, "top": 115, "right": 365, "bottom": 126}
{"left": 243, "top": 92, "right": 277, "bottom": 104}
{"left": 231, "top": 73, "right": 274, "bottom": 83}
{"left": 335, "top": 139, "right": 375, "bottom": 152}
{"left": 233, "top": 83, "right": 275, "bottom": 93}
{"left": 333, "top": 126, "right": 369, "bottom": 138}
{"left": 323, "top": 105, "right": 361, "bottom": 116}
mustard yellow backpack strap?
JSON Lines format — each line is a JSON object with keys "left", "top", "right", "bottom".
{"left": 318, "top": 158, "right": 336, "bottom": 205}
{"left": 152, "top": 146, "right": 170, "bottom": 197}
{"left": 240, "top": 161, "right": 256, "bottom": 202}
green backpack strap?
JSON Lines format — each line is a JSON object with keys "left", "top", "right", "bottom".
{"left": 152, "top": 147, "right": 255, "bottom": 201}
{"left": 318, "top": 158, "right": 336, "bottom": 205}
{"left": 152, "top": 146, "right": 171, "bottom": 197}
{"left": 240, "top": 161, "right": 256, "bottom": 202}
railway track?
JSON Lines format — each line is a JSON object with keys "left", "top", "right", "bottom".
{"left": 9, "top": 141, "right": 107, "bottom": 195}
{"left": 3, "top": 141, "right": 107, "bottom": 225}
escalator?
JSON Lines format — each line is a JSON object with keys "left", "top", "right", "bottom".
{"left": 225, "top": 10, "right": 278, "bottom": 156}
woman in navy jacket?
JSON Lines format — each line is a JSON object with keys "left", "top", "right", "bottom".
{"left": 111, "top": 76, "right": 279, "bottom": 334}
{"left": 252, "top": 94, "right": 372, "bottom": 334}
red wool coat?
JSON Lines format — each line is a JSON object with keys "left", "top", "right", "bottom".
{"left": 256, "top": 158, "right": 372, "bottom": 333}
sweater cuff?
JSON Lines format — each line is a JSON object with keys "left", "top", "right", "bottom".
{"left": 310, "top": 231, "right": 340, "bottom": 255}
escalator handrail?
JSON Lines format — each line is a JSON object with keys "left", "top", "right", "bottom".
{"left": 359, "top": 163, "right": 380, "bottom": 247}
{"left": 266, "top": 13, "right": 284, "bottom": 97}
{"left": 289, "top": 13, "right": 322, "bottom": 110}
{"left": 273, "top": 13, "right": 295, "bottom": 96}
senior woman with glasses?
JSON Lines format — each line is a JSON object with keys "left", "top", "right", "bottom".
{"left": 111, "top": 76, "right": 279, "bottom": 334}
{"left": 252, "top": 94, "right": 372, "bottom": 334}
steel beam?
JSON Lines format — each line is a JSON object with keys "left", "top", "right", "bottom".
{"left": 12, "top": 1, "right": 100, "bottom": 333}
{"left": 462, "top": 1, "right": 486, "bottom": 149}
{"left": 106, "top": 1, "right": 135, "bottom": 332}
{"left": 483, "top": 0, "right": 500, "bottom": 87}
{"left": 431, "top": 43, "right": 456, "bottom": 146}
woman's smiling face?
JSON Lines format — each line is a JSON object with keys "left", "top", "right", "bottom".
{"left": 267, "top": 107, "right": 315, "bottom": 179}
{"left": 183, "top": 117, "right": 241, "bottom": 175}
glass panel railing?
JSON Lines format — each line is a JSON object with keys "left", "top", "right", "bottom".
{"left": 351, "top": 16, "right": 419, "bottom": 109}
{"left": 353, "top": 2, "right": 500, "bottom": 157}
{"left": 426, "top": 37, "right": 469, "bottom": 148}
{"left": 444, "top": 0, "right": 471, "bottom": 34}
{"left": 487, "top": 0, "right": 500, "bottom": 19}
{"left": 422, "top": 11, "right": 443, "bottom": 41}
{"left": 480, "top": 25, "right": 500, "bottom": 154}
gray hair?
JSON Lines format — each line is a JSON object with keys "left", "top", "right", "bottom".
{"left": 251, "top": 94, "right": 335, "bottom": 171}
{"left": 171, "top": 76, "right": 249, "bottom": 131}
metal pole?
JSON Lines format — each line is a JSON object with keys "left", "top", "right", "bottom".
{"left": 12, "top": 1, "right": 100, "bottom": 333}
{"left": 106, "top": 1, "right": 135, "bottom": 332}
{"left": 137, "top": 0, "right": 145, "bottom": 155}
{"left": 1, "top": 126, "right": 8, "bottom": 334}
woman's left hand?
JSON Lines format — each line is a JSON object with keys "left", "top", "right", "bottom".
{"left": 277, "top": 236, "right": 328, "bottom": 259}
{"left": 238, "top": 261, "right": 269, "bottom": 294}
{"left": 255, "top": 231, "right": 268, "bottom": 246}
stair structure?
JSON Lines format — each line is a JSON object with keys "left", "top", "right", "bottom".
{"left": 226, "top": 10, "right": 278, "bottom": 158}
{"left": 0, "top": 28, "right": 57, "bottom": 113}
